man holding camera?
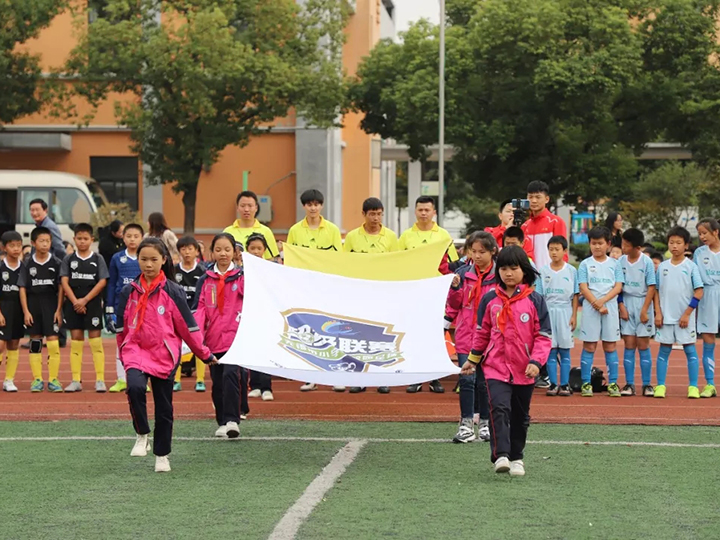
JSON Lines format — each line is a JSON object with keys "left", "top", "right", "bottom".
{"left": 485, "top": 199, "right": 534, "bottom": 259}
{"left": 521, "top": 181, "right": 568, "bottom": 268}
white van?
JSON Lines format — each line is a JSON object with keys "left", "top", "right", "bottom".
{"left": 0, "top": 171, "right": 108, "bottom": 246}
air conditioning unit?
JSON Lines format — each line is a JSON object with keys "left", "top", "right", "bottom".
{"left": 257, "top": 195, "right": 272, "bottom": 223}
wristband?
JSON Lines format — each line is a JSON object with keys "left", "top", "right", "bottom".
{"left": 443, "top": 318, "right": 452, "bottom": 330}
{"left": 467, "top": 353, "right": 482, "bottom": 365}
{"left": 617, "top": 293, "right": 624, "bottom": 304}
{"left": 689, "top": 297, "right": 699, "bottom": 310}
{"left": 106, "top": 306, "right": 114, "bottom": 314}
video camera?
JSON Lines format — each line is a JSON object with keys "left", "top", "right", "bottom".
{"left": 511, "top": 199, "right": 530, "bottom": 227}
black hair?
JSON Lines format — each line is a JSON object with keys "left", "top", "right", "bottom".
{"left": 526, "top": 181, "right": 549, "bottom": 196}
{"left": 650, "top": 251, "right": 664, "bottom": 263}
{"left": 246, "top": 232, "right": 269, "bottom": 251}
{"left": 109, "top": 220, "right": 123, "bottom": 234}
{"left": 499, "top": 199, "right": 512, "bottom": 212}
{"left": 503, "top": 226, "right": 524, "bottom": 243}
{"left": 362, "top": 197, "right": 384, "bottom": 213}
{"left": 1, "top": 231, "right": 22, "bottom": 245}
{"left": 667, "top": 226, "right": 691, "bottom": 245}
{"left": 124, "top": 223, "right": 145, "bottom": 236}
{"left": 236, "top": 190, "right": 259, "bottom": 206}
{"left": 547, "top": 235, "right": 568, "bottom": 250}
{"left": 642, "top": 242, "right": 655, "bottom": 249}
{"left": 588, "top": 226, "right": 611, "bottom": 243}
{"left": 63, "top": 240, "right": 73, "bottom": 249}
{"left": 685, "top": 244, "right": 697, "bottom": 258}
{"left": 177, "top": 236, "right": 200, "bottom": 251}
{"left": 621, "top": 228, "right": 644, "bottom": 248}
{"left": 29, "top": 198, "right": 48, "bottom": 211}
{"left": 415, "top": 195, "right": 435, "bottom": 208}
{"left": 495, "top": 245, "right": 539, "bottom": 287}
{"left": 31, "top": 226, "right": 52, "bottom": 243}
{"left": 210, "top": 232, "right": 236, "bottom": 253}
{"left": 73, "top": 223, "right": 94, "bottom": 237}
{"left": 300, "top": 189, "right": 324, "bottom": 206}
{"left": 464, "top": 231, "right": 498, "bottom": 255}
{"left": 697, "top": 217, "right": 720, "bottom": 233}
{"left": 604, "top": 212, "right": 621, "bottom": 233}
{"left": 610, "top": 245, "right": 623, "bottom": 253}
{"left": 137, "top": 237, "right": 175, "bottom": 280}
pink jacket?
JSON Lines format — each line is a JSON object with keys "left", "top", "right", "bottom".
{"left": 192, "top": 266, "right": 244, "bottom": 354}
{"left": 470, "top": 286, "right": 552, "bottom": 385}
{"left": 117, "top": 276, "right": 212, "bottom": 379}
{"left": 445, "top": 262, "right": 496, "bottom": 354}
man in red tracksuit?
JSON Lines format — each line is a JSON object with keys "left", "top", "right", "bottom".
{"left": 521, "top": 181, "right": 568, "bottom": 269}
{"left": 485, "top": 199, "right": 534, "bottom": 260}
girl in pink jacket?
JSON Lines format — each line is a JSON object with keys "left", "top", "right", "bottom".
{"left": 193, "top": 233, "right": 246, "bottom": 439}
{"left": 461, "top": 246, "right": 551, "bottom": 477}
{"left": 117, "top": 238, "right": 216, "bottom": 473}
{"left": 444, "top": 231, "right": 497, "bottom": 444}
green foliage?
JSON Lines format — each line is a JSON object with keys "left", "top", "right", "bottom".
{"left": 89, "top": 202, "right": 141, "bottom": 234}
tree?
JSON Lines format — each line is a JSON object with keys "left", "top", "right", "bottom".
{"left": 57, "top": 0, "right": 349, "bottom": 232}
{"left": 0, "top": 0, "right": 67, "bottom": 124}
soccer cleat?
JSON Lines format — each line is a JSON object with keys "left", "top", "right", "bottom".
{"left": 349, "top": 387, "right": 367, "bottom": 393}
{"left": 546, "top": 384, "right": 559, "bottom": 396}
{"left": 509, "top": 460, "right": 526, "bottom": 477}
{"left": 478, "top": 423, "right": 491, "bottom": 442}
{"left": 429, "top": 380, "right": 445, "bottom": 393}
{"left": 452, "top": 419, "right": 476, "bottom": 444}
{"left": 620, "top": 384, "right": 635, "bottom": 396}
{"left": 332, "top": 386, "right": 346, "bottom": 392}
{"left": 225, "top": 421, "right": 240, "bottom": 439}
{"left": 155, "top": 455, "right": 171, "bottom": 473}
{"left": 195, "top": 381, "right": 206, "bottom": 392}
{"left": 494, "top": 456, "right": 511, "bottom": 473}
{"left": 30, "top": 379, "right": 44, "bottom": 392}
{"left": 581, "top": 383, "right": 593, "bottom": 397}
{"left": 248, "top": 389, "right": 262, "bottom": 398}
{"left": 47, "top": 379, "right": 64, "bottom": 393}
{"left": 607, "top": 383, "right": 621, "bottom": 397}
{"left": 700, "top": 384, "right": 717, "bottom": 398}
{"left": 95, "top": 381, "right": 107, "bottom": 393}
{"left": 172, "top": 382, "right": 182, "bottom": 392}
{"left": 558, "top": 385, "right": 573, "bottom": 397}
{"left": 688, "top": 386, "right": 700, "bottom": 399}
{"left": 654, "top": 385, "right": 667, "bottom": 398}
{"left": 642, "top": 385, "right": 655, "bottom": 397}
{"left": 300, "top": 382, "right": 317, "bottom": 392}
{"left": 108, "top": 380, "right": 127, "bottom": 393}
{"left": 130, "top": 434, "right": 150, "bottom": 457}
{"left": 261, "top": 390, "right": 274, "bottom": 401}
{"left": 2, "top": 380, "right": 18, "bottom": 392}
{"left": 377, "top": 386, "right": 391, "bottom": 394}
{"left": 64, "top": 381, "right": 82, "bottom": 393}
{"left": 534, "top": 376, "right": 551, "bottom": 389}
{"left": 214, "top": 425, "right": 228, "bottom": 438}
{"left": 406, "top": 384, "right": 422, "bottom": 393}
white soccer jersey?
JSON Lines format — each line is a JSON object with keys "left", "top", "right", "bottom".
{"left": 693, "top": 245, "right": 720, "bottom": 288}
{"left": 536, "top": 263, "right": 578, "bottom": 306}
{"left": 656, "top": 258, "right": 704, "bottom": 324}
{"left": 578, "top": 256, "right": 624, "bottom": 298}
{"left": 619, "top": 253, "right": 656, "bottom": 298}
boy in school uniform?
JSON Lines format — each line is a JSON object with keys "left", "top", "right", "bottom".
{"left": 617, "top": 228, "right": 657, "bottom": 397}
{"left": 578, "top": 227, "right": 625, "bottom": 397}
{"left": 0, "top": 232, "right": 24, "bottom": 392}
{"left": 653, "top": 226, "right": 704, "bottom": 399}
{"left": 60, "top": 223, "right": 109, "bottom": 392}
{"left": 18, "top": 227, "right": 64, "bottom": 392}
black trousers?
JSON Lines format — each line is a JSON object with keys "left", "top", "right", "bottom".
{"left": 486, "top": 379, "right": 534, "bottom": 463}
{"left": 249, "top": 370, "right": 272, "bottom": 392}
{"left": 126, "top": 368, "right": 174, "bottom": 457}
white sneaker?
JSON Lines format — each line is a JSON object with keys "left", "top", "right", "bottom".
{"left": 509, "top": 460, "right": 525, "bottom": 477}
{"left": 225, "top": 421, "right": 240, "bottom": 439}
{"left": 261, "top": 390, "right": 274, "bottom": 401}
{"left": 300, "top": 382, "right": 317, "bottom": 392}
{"left": 452, "top": 420, "right": 476, "bottom": 444}
{"left": 494, "top": 456, "right": 510, "bottom": 473}
{"left": 248, "top": 389, "right": 262, "bottom": 398}
{"left": 64, "top": 381, "right": 82, "bottom": 392}
{"left": 155, "top": 455, "right": 171, "bottom": 472}
{"left": 240, "top": 414, "right": 248, "bottom": 420}
{"left": 214, "top": 425, "right": 228, "bottom": 438}
{"left": 130, "top": 434, "right": 150, "bottom": 457}
{"left": 2, "top": 380, "right": 18, "bottom": 392}
{"left": 478, "top": 424, "right": 490, "bottom": 442}
{"left": 95, "top": 380, "right": 107, "bottom": 393}
{"left": 332, "top": 386, "right": 346, "bottom": 392}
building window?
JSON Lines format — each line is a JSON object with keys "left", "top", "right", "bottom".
{"left": 90, "top": 156, "right": 139, "bottom": 210}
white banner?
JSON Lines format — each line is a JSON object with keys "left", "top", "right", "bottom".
{"left": 220, "top": 255, "right": 460, "bottom": 387}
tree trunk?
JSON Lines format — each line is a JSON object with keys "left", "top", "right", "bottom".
{"left": 182, "top": 182, "right": 199, "bottom": 234}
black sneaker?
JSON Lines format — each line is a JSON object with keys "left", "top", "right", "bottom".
{"left": 546, "top": 383, "right": 559, "bottom": 396}
{"left": 558, "top": 385, "right": 573, "bottom": 396}
{"left": 620, "top": 384, "right": 636, "bottom": 396}
{"left": 429, "top": 380, "right": 445, "bottom": 393}
{"left": 349, "top": 387, "right": 366, "bottom": 394}
{"left": 406, "top": 384, "right": 422, "bottom": 393}
{"left": 642, "top": 385, "right": 655, "bottom": 397}
{"left": 534, "top": 376, "right": 551, "bottom": 389}
{"left": 377, "top": 386, "right": 391, "bottom": 394}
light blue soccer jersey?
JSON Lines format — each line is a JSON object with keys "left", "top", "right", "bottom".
{"left": 578, "top": 256, "right": 624, "bottom": 298}
{"left": 656, "top": 258, "right": 704, "bottom": 324}
{"left": 536, "top": 263, "right": 579, "bottom": 306}
{"left": 693, "top": 245, "right": 720, "bottom": 288}
{"left": 619, "top": 253, "right": 656, "bottom": 298}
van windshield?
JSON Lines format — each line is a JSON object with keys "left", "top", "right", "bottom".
{"left": 86, "top": 180, "right": 109, "bottom": 208}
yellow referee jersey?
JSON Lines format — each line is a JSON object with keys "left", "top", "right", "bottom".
{"left": 286, "top": 216, "right": 342, "bottom": 251}
{"left": 343, "top": 225, "right": 399, "bottom": 254}
{"left": 398, "top": 222, "right": 458, "bottom": 261}
{"left": 223, "top": 219, "right": 279, "bottom": 259}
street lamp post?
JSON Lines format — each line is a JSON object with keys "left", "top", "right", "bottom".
{"left": 438, "top": 0, "right": 445, "bottom": 226}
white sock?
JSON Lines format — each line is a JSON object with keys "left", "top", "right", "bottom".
{"left": 116, "top": 356, "right": 126, "bottom": 382}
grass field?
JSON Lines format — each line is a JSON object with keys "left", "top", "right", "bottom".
{"left": 1, "top": 420, "right": 720, "bottom": 539}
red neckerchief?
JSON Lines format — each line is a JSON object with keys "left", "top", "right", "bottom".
{"left": 496, "top": 284, "right": 533, "bottom": 333}
{"left": 468, "top": 263, "right": 493, "bottom": 328}
{"left": 135, "top": 273, "right": 166, "bottom": 329}
{"left": 216, "top": 273, "right": 228, "bottom": 313}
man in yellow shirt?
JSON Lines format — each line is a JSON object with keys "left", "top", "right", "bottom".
{"left": 399, "top": 195, "right": 458, "bottom": 394}
{"left": 223, "top": 191, "right": 279, "bottom": 260}
{"left": 287, "top": 189, "right": 344, "bottom": 393}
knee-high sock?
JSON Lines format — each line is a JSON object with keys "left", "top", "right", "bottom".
{"left": 580, "top": 349, "right": 594, "bottom": 384}
{"left": 29, "top": 352, "right": 43, "bottom": 380}
{"left": 89, "top": 337, "right": 105, "bottom": 381}
{"left": 639, "top": 348, "right": 652, "bottom": 386}
{"left": 47, "top": 340, "right": 60, "bottom": 381}
{"left": 684, "top": 344, "right": 699, "bottom": 388}
{"left": 623, "top": 348, "right": 636, "bottom": 385}
{"left": 116, "top": 357, "right": 126, "bottom": 382}
{"left": 174, "top": 365, "right": 182, "bottom": 383}
{"left": 547, "top": 348, "right": 558, "bottom": 386}
{"left": 605, "top": 350, "right": 619, "bottom": 384}
{"left": 70, "top": 340, "right": 84, "bottom": 381}
{"left": 701, "top": 341, "right": 715, "bottom": 386}
{"left": 5, "top": 349, "right": 19, "bottom": 380}
{"left": 195, "top": 357, "right": 205, "bottom": 383}
{"left": 558, "top": 348, "right": 571, "bottom": 386}
{"left": 176, "top": 352, "right": 193, "bottom": 383}
{"left": 656, "top": 345, "right": 672, "bottom": 386}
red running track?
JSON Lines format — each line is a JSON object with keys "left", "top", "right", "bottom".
{"left": 0, "top": 340, "right": 718, "bottom": 425}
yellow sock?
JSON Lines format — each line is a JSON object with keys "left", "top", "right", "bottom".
{"left": 5, "top": 350, "right": 20, "bottom": 380}
{"left": 47, "top": 340, "right": 61, "bottom": 381}
{"left": 195, "top": 356, "right": 205, "bottom": 383}
{"left": 70, "top": 340, "right": 84, "bottom": 381}
{"left": 176, "top": 352, "right": 193, "bottom": 383}
{"left": 29, "top": 353, "right": 43, "bottom": 380}
{"left": 89, "top": 337, "right": 105, "bottom": 382}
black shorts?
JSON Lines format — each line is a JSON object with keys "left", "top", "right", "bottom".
{"left": 63, "top": 296, "right": 104, "bottom": 331}
{"left": 27, "top": 294, "right": 59, "bottom": 338}
{"left": 0, "top": 300, "right": 25, "bottom": 341}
